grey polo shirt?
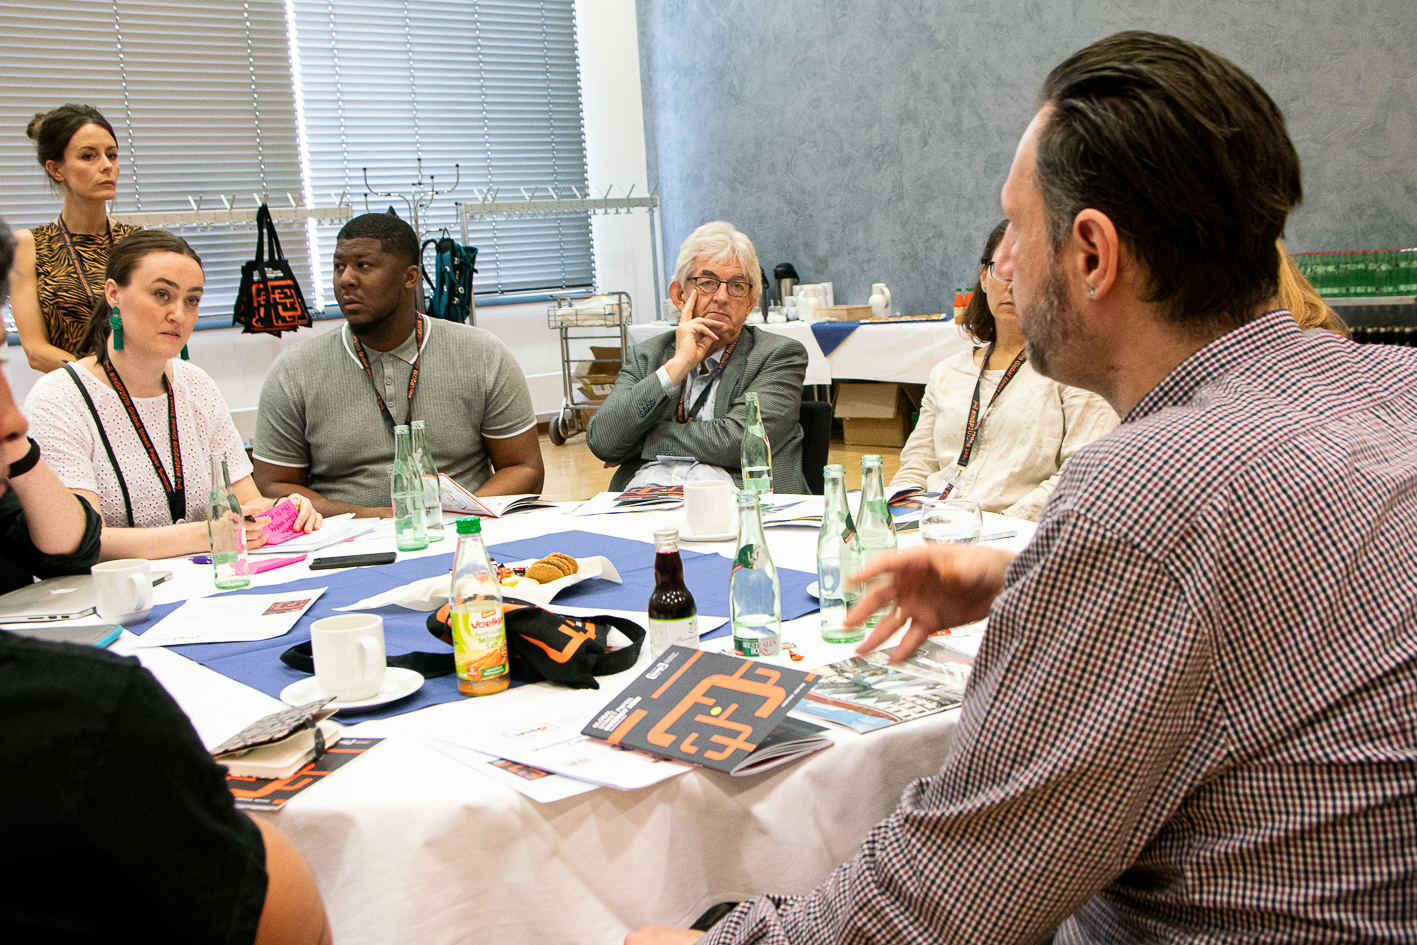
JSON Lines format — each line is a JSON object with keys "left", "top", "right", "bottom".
{"left": 253, "top": 316, "right": 536, "bottom": 507}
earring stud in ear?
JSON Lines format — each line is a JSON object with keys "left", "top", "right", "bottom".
{"left": 1087, "top": 285, "right": 1095, "bottom": 297}
{"left": 109, "top": 306, "right": 124, "bottom": 350}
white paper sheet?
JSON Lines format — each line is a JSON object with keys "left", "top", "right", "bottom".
{"left": 433, "top": 706, "right": 692, "bottom": 791}
{"left": 566, "top": 491, "right": 684, "bottom": 517}
{"left": 132, "top": 588, "right": 327, "bottom": 648}
{"left": 419, "top": 736, "right": 600, "bottom": 803}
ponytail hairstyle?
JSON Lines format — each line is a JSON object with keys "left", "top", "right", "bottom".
{"left": 78, "top": 230, "right": 203, "bottom": 359}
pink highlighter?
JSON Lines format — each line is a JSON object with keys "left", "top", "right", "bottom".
{"left": 260, "top": 497, "right": 306, "bottom": 546}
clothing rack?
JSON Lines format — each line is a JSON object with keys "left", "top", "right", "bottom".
{"left": 457, "top": 186, "right": 666, "bottom": 312}
{"left": 110, "top": 193, "right": 353, "bottom": 229}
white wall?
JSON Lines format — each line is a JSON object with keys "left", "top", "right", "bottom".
{"left": 6, "top": 0, "right": 655, "bottom": 429}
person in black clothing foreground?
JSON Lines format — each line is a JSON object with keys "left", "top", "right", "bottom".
{"left": 0, "top": 217, "right": 332, "bottom": 944}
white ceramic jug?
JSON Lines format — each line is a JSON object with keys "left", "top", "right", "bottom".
{"left": 869, "top": 283, "right": 891, "bottom": 318}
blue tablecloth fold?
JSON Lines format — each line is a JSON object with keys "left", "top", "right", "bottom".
{"left": 809, "top": 320, "right": 861, "bottom": 356}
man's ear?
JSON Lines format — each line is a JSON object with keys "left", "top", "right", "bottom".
{"left": 668, "top": 280, "right": 685, "bottom": 308}
{"left": 404, "top": 264, "right": 421, "bottom": 290}
{"left": 1071, "top": 209, "right": 1120, "bottom": 300}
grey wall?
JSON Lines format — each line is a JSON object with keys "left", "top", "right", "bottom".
{"left": 637, "top": 0, "right": 1417, "bottom": 318}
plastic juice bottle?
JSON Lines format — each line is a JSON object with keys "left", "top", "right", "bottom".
{"left": 449, "top": 516, "right": 509, "bottom": 696}
{"left": 391, "top": 424, "right": 428, "bottom": 551}
{"left": 818, "top": 464, "right": 864, "bottom": 643}
{"left": 855, "top": 455, "right": 897, "bottom": 629}
{"left": 740, "top": 391, "right": 773, "bottom": 500}
{"left": 647, "top": 527, "right": 698, "bottom": 656}
{"left": 207, "top": 451, "right": 251, "bottom": 590}
{"left": 730, "top": 489, "right": 782, "bottom": 658}
{"left": 409, "top": 420, "right": 443, "bottom": 542}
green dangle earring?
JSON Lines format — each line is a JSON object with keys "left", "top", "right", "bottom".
{"left": 180, "top": 345, "right": 190, "bottom": 361}
{"left": 109, "top": 306, "right": 123, "bottom": 350}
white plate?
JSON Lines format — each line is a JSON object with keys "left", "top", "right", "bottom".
{"left": 806, "top": 581, "right": 819, "bottom": 600}
{"left": 678, "top": 524, "right": 737, "bottom": 542}
{"left": 280, "top": 666, "right": 425, "bottom": 711}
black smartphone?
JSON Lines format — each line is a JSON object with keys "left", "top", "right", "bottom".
{"left": 308, "top": 552, "right": 397, "bottom": 570}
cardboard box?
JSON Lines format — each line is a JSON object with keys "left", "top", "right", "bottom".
{"left": 834, "top": 382, "right": 915, "bottom": 447}
{"left": 814, "top": 304, "right": 871, "bottom": 321}
{"left": 571, "top": 346, "right": 624, "bottom": 405}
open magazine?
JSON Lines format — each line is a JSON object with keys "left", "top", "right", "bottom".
{"left": 438, "top": 474, "right": 555, "bottom": 517}
{"left": 798, "top": 636, "right": 974, "bottom": 733}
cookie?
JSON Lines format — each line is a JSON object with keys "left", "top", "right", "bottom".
{"left": 525, "top": 563, "right": 564, "bottom": 584}
{"left": 546, "top": 553, "right": 579, "bottom": 575}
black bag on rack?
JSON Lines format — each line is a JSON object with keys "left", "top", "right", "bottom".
{"left": 233, "top": 204, "right": 313, "bottom": 336}
{"left": 421, "top": 236, "right": 477, "bottom": 323}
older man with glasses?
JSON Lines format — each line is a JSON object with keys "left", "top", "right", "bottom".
{"left": 588, "top": 221, "right": 809, "bottom": 493}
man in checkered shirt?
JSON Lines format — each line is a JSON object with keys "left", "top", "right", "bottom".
{"left": 628, "top": 30, "right": 1417, "bottom": 945}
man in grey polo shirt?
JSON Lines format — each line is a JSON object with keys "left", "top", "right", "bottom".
{"left": 253, "top": 213, "right": 543, "bottom": 517}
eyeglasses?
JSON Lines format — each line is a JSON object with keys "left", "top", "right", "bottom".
{"left": 689, "top": 276, "right": 753, "bottom": 299}
{"left": 986, "top": 260, "right": 1011, "bottom": 284}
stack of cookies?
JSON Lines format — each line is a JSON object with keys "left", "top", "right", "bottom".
{"left": 522, "top": 553, "right": 579, "bottom": 585}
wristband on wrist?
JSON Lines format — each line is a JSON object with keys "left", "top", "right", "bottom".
{"left": 7, "top": 437, "right": 42, "bottom": 479}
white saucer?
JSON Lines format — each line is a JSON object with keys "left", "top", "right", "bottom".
{"left": 678, "top": 522, "right": 737, "bottom": 542}
{"left": 280, "top": 666, "right": 425, "bottom": 711}
{"left": 806, "top": 581, "right": 820, "bottom": 600}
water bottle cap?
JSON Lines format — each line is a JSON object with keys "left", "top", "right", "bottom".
{"left": 456, "top": 516, "right": 481, "bottom": 534}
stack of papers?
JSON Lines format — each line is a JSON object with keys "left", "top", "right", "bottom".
{"left": 133, "top": 588, "right": 326, "bottom": 648}
{"left": 568, "top": 490, "right": 685, "bottom": 517}
{"left": 249, "top": 513, "right": 375, "bottom": 554}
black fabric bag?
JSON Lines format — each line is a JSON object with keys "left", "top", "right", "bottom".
{"left": 420, "top": 236, "right": 477, "bottom": 323}
{"left": 280, "top": 601, "right": 645, "bottom": 690}
{"left": 233, "top": 204, "right": 313, "bottom": 336}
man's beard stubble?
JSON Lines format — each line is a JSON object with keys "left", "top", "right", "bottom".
{"left": 1020, "top": 256, "right": 1086, "bottom": 383}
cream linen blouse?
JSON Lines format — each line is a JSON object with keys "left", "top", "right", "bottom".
{"left": 889, "top": 349, "right": 1118, "bottom": 521}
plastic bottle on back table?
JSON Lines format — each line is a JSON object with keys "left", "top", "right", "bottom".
{"left": 409, "top": 420, "right": 443, "bottom": 542}
{"left": 741, "top": 391, "right": 773, "bottom": 501}
{"left": 730, "top": 489, "right": 782, "bottom": 658}
{"left": 449, "top": 516, "right": 509, "bottom": 696}
{"left": 855, "top": 455, "right": 897, "bottom": 629}
{"left": 648, "top": 527, "right": 698, "bottom": 656}
{"left": 391, "top": 424, "right": 428, "bottom": 552}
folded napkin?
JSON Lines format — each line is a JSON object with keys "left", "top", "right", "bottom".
{"left": 333, "top": 556, "right": 623, "bottom": 612}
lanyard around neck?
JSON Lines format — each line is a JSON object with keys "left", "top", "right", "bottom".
{"left": 955, "top": 343, "right": 1028, "bottom": 470}
{"left": 100, "top": 357, "right": 186, "bottom": 525}
{"left": 350, "top": 315, "right": 425, "bottom": 436}
{"left": 676, "top": 336, "right": 737, "bottom": 423}
{"left": 55, "top": 216, "right": 112, "bottom": 309}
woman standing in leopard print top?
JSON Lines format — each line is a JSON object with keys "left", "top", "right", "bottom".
{"left": 9, "top": 105, "right": 140, "bottom": 374}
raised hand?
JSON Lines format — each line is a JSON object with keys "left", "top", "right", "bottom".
{"left": 846, "top": 544, "right": 1015, "bottom": 663}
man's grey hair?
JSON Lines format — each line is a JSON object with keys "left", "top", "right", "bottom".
{"left": 673, "top": 221, "right": 762, "bottom": 299}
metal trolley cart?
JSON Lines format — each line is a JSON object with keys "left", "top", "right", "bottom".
{"left": 547, "top": 291, "right": 632, "bottom": 445}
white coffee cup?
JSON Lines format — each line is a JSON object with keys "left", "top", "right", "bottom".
{"left": 310, "top": 614, "right": 387, "bottom": 701}
{"left": 91, "top": 558, "right": 154, "bottom": 624}
{"left": 685, "top": 480, "right": 735, "bottom": 535}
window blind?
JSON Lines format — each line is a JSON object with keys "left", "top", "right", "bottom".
{"left": 290, "top": 0, "right": 593, "bottom": 300}
{"left": 0, "top": 0, "right": 310, "bottom": 328}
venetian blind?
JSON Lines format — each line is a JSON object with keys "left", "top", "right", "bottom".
{"left": 0, "top": 0, "right": 310, "bottom": 328}
{"left": 289, "top": 0, "right": 593, "bottom": 299}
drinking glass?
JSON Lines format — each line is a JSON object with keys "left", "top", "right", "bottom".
{"left": 920, "top": 499, "right": 983, "bottom": 545}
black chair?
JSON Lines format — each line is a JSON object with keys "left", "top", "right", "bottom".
{"left": 798, "top": 399, "right": 833, "bottom": 495}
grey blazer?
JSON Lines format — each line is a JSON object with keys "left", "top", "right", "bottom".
{"left": 586, "top": 326, "right": 809, "bottom": 493}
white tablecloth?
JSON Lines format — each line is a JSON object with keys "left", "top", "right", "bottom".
{"left": 93, "top": 507, "right": 1034, "bottom": 944}
{"left": 627, "top": 320, "right": 975, "bottom": 385}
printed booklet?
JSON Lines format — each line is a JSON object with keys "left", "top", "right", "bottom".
{"left": 582, "top": 646, "right": 832, "bottom": 776}
{"left": 797, "top": 637, "right": 974, "bottom": 734}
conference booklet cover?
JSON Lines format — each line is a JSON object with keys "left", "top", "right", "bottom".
{"left": 582, "top": 647, "right": 831, "bottom": 776}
